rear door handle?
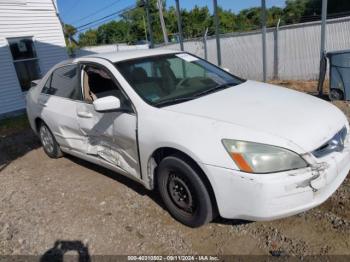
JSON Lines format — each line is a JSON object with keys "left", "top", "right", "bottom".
{"left": 77, "top": 111, "right": 93, "bottom": 118}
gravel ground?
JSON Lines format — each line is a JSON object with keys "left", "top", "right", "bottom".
{"left": 0, "top": 83, "right": 350, "bottom": 256}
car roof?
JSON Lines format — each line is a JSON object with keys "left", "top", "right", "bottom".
{"left": 76, "top": 49, "right": 181, "bottom": 63}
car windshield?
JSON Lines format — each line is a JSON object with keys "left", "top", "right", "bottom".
{"left": 115, "top": 53, "right": 244, "bottom": 107}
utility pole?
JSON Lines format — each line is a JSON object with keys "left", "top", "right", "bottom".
{"left": 261, "top": 0, "right": 267, "bottom": 82}
{"left": 145, "top": 0, "right": 154, "bottom": 48}
{"left": 175, "top": 0, "right": 184, "bottom": 51}
{"left": 213, "top": 0, "right": 221, "bottom": 66}
{"left": 157, "top": 0, "right": 168, "bottom": 44}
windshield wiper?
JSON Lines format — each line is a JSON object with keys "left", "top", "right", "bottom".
{"left": 154, "top": 96, "right": 196, "bottom": 107}
{"left": 193, "top": 82, "right": 237, "bottom": 98}
{"left": 155, "top": 82, "right": 237, "bottom": 107}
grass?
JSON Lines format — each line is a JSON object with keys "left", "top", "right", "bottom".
{"left": 0, "top": 114, "right": 29, "bottom": 137}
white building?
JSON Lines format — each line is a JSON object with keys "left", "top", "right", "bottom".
{"left": 0, "top": 0, "right": 67, "bottom": 117}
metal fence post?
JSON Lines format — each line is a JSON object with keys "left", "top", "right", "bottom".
{"left": 203, "top": 28, "right": 208, "bottom": 60}
{"left": 261, "top": 0, "right": 267, "bottom": 82}
{"left": 320, "top": 0, "right": 328, "bottom": 59}
{"left": 318, "top": 0, "right": 328, "bottom": 96}
{"left": 213, "top": 0, "right": 222, "bottom": 66}
{"left": 273, "top": 18, "right": 280, "bottom": 80}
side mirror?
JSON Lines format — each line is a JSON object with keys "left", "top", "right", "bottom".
{"left": 93, "top": 96, "right": 121, "bottom": 112}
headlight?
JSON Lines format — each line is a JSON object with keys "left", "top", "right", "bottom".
{"left": 222, "top": 139, "right": 308, "bottom": 173}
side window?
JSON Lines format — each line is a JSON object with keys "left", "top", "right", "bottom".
{"left": 45, "top": 64, "right": 82, "bottom": 100}
{"left": 41, "top": 75, "right": 51, "bottom": 94}
{"left": 82, "top": 65, "right": 132, "bottom": 111}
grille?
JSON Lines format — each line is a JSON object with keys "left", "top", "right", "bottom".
{"left": 312, "top": 126, "right": 347, "bottom": 158}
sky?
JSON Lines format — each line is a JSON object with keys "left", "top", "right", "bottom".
{"left": 58, "top": 0, "right": 285, "bottom": 30}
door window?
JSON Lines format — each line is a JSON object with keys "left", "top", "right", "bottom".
{"left": 82, "top": 65, "right": 132, "bottom": 111}
{"left": 8, "top": 37, "right": 41, "bottom": 91}
{"left": 43, "top": 64, "right": 82, "bottom": 100}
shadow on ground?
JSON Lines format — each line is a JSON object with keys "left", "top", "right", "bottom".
{"left": 40, "top": 240, "right": 90, "bottom": 262}
{"left": 0, "top": 128, "right": 40, "bottom": 172}
{"left": 67, "top": 154, "right": 253, "bottom": 227}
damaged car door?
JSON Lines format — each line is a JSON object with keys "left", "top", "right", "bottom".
{"left": 76, "top": 63, "right": 140, "bottom": 178}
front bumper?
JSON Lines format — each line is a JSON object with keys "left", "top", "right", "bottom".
{"left": 203, "top": 145, "right": 350, "bottom": 221}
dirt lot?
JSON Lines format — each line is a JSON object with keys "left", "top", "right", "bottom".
{"left": 0, "top": 81, "right": 350, "bottom": 256}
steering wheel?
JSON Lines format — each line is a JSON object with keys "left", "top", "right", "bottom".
{"left": 175, "top": 77, "right": 191, "bottom": 89}
{"left": 175, "top": 76, "right": 211, "bottom": 90}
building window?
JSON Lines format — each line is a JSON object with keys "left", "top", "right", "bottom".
{"left": 8, "top": 37, "right": 41, "bottom": 92}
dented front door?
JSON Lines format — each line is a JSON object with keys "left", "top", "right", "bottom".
{"left": 76, "top": 102, "right": 140, "bottom": 178}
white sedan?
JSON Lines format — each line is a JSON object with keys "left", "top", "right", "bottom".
{"left": 26, "top": 49, "right": 350, "bottom": 227}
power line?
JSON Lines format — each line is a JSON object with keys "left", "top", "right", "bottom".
{"left": 76, "top": 15, "right": 120, "bottom": 33}
{"left": 76, "top": 5, "right": 136, "bottom": 33}
{"left": 70, "top": 0, "right": 124, "bottom": 24}
{"left": 76, "top": 4, "right": 135, "bottom": 29}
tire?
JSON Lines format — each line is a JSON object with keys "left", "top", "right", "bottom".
{"left": 329, "top": 89, "right": 344, "bottom": 101}
{"left": 39, "top": 122, "right": 63, "bottom": 158}
{"left": 157, "top": 155, "right": 214, "bottom": 227}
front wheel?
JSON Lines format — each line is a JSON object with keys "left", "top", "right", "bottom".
{"left": 157, "top": 155, "right": 214, "bottom": 227}
{"left": 39, "top": 123, "right": 63, "bottom": 158}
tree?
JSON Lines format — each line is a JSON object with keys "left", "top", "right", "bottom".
{"left": 304, "top": 0, "right": 350, "bottom": 18}
{"left": 63, "top": 24, "right": 77, "bottom": 43}
{"left": 75, "top": 0, "right": 350, "bottom": 47}
{"left": 283, "top": 0, "right": 308, "bottom": 24}
{"left": 217, "top": 7, "right": 236, "bottom": 34}
{"left": 63, "top": 24, "right": 78, "bottom": 55}
{"left": 96, "top": 20, "right": 129, "bottom": 44}
{"left": 181, "top": 6, "right": 212, "bottom": 38}
{"left": 78, "top": 29, "right": 98, "bottom": 46}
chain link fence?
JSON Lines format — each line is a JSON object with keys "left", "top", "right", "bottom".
{"left": 156, "top": 16, "right": 350, "bottom": 81}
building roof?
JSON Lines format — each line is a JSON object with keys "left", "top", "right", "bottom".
{"left": 78, "top": 49, "right": 181, "bottom": 63}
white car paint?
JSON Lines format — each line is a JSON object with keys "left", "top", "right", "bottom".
{"left": 26, "top": 49, "right": 350, "bottom": 221}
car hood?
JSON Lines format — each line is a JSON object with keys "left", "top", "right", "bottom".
{"left": 164, "top": 80, "right": 347, "bottom": 153}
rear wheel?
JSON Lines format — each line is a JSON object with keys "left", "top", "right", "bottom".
{"left": 39, "top": 123, "right": 63, "bottom": 158}
{"left": 157, "top": 155, "right": 214, "bottom": 227}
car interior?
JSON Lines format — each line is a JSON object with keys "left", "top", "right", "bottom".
{"left": 82, "top": 65, "right": 130, "bottom": 109}
{"left": 116, "top": 58, "right": 219, "bottom": 103}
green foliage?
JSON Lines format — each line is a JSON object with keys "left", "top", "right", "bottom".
{"left": 70, "top": 0, "right": 350, "bottom": 47}
{"left": 63, "top": 23, "right": 78, "bottom": 55}
{"left": 78, "top": 29, "right": 98, "bottom": 46}
{"left": 96, "top": 20, "right": 129, "bottom": 44}
{"left": 283, "top": 0, "right": 308, "bottom": 24}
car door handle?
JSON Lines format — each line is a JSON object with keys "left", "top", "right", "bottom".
{"left": 77, "top": 111, "right": 93, "bottom": 118}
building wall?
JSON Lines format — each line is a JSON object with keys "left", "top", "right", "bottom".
{"left": 0, "top": 0, "right": 67, "bottom": 116}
